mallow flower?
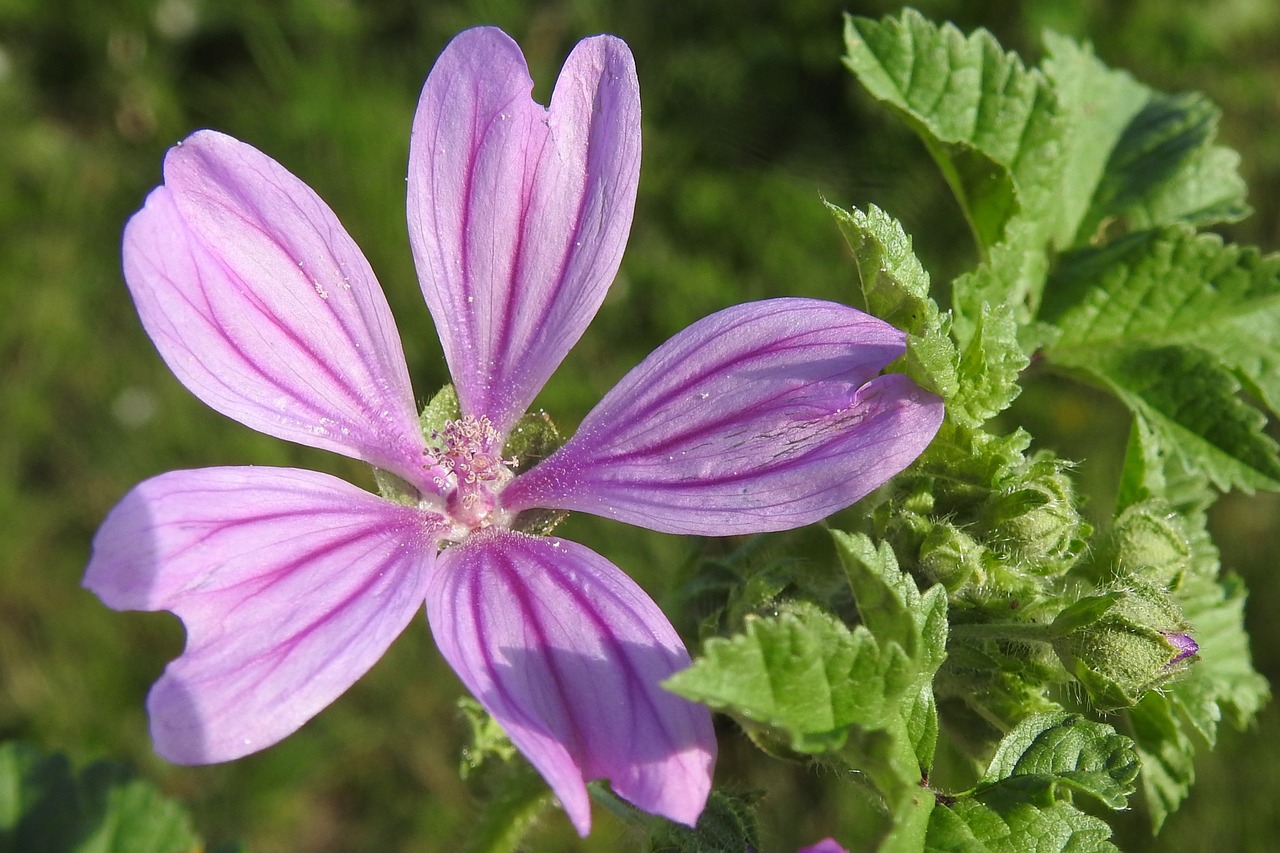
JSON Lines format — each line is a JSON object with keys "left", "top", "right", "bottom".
{"left": 85, "top": 27, "right": 944, "bottom": 836}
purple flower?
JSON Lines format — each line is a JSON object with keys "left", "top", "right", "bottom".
{"left": 84, "top": 27, "right": 943, "bottom": 836}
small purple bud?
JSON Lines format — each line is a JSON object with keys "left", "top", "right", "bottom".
{"left": 1164, "top": 631, "right": 1199, "bottom": 665}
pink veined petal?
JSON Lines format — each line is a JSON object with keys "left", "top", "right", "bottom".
{"left": 503, "top": 298, "right": 945, "bottom": 535}
{"left": 84, "top": 466, "right": 442, "bottom": 764}
{"left": 426, "top": 529, "right": 715, "bottom": 836}
{"left": 125, "top": 130, "right": 438, "bottom": 492}
{"left": 408, "top": 27, "right": 641, "bottom": 436}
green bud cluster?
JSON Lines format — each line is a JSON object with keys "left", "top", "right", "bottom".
{"left": 877, "top": 448, "right": 1088, "bottom": 597}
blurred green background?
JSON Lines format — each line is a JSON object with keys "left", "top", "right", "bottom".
{"left": 3, "top": 0, "right": 1278, "bottom": 850}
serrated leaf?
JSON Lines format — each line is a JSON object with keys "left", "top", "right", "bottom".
{"left": 951, "top": 221, "right": 1053, "bottom": 342}
{"left": 903, "top": 684, "right": 941, "bottom": 782}
{"left": 0, "top": 742, "right": 202, "bottom": 853}
{"left": 1046, "top": 227, "right": 1280, "bottom": 418}
{"left": 462, "top": 763, "right": 551, "bottom": 853}
{"left": 830, "top": 203, "right": 959, "bottom": 400}
{"left": 923, "top": 714, "right": 1133, "bottom": 852}
{"left": 843, "top": 10, "right": 1066, "bottom": 254}
{"left": 832, "top": 532, "right": 949, "bottom": 783}
{"left": 832, "top": 532, "right": 948, "bottom": 675}
{"left": 925, "top": 797, "right": 1118, "bottom": 853}
{"left": 419, "top": 382, "right": 461, "bottom": 436}
{"left": 976, "top": 713, "right": 1138, "bottom": 810}
{"left": 952, "top": 302, "right": 1027, "bottom": 426}
{"left": 1125, "top": 692, "right": 1196, "bottom": 833}
{"left": 830, "top": 203, "right": 933, "bottom": 327}
{"left": 1039, "top": 32, "right": 1150, "bottom": 248}
{"left": 1174, "top": 574, "right": 1270, "bottom": 733}
{"left": 1071, "top": 345, "right": 1280, "bottom": 492}
{"left": 914, "top": 423, "right": 1034, "bottom": 491}
{"left": 880, "top": 780, "right": 937, "bottom": 853}
{"left": 1077, "top": 92, "right": 1248, "bottom": 242}
{"left": 665, "top": 605, "right": 915, "bottom": 753}
{"left": 1116, "top": 417, "right": 1166, "bottom": 512}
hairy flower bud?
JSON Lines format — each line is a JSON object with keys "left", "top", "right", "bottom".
{"left": 980, "top": 457, "right": 1084, "bottom": 574}
{"left": 1050, "top": 580, "right": 1198, "bottom": 710}
{"left": 918, "top": 523, "right": 986, "bottom": 590}
{"left": 1110, "top": 500, "right": 1192, "bottom": 587}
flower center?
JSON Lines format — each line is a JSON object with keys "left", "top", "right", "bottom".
{"left": 430, "top": 414, "right": 515, "bottom": 536}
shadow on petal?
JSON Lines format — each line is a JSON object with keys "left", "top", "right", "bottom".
{"left": 427, "top": 530, "right": 715, "bottom": 836}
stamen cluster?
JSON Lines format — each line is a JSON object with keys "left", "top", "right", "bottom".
{"left": 432, "top": 415, "right": 514, "bottom": 532}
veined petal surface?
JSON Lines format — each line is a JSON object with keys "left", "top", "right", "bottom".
{"left": 426, "top": 529, "right": 714, "bottom": 836}
{"left": 408, "top": 27, "right": 641, "bottom": 436}
{"left": 84, "top": 467, "right": 441, "bottom": 763}
{"left": 124, "top": 131, "right": 434, "bottom": 491}
{"left": 503, "top": 299, "right": 944, "bottom": 535}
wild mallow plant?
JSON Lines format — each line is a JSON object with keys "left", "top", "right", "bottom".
{"left": 70, "top": 8, "right": 1275, "bottom": 853}
{"left": 82, "top": 23, "right": 942, "bottom": 844}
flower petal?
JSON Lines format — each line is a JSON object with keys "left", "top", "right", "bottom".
{"left": 84, "top": 467, "right": 441, "bottom": 763}
{"left": 426, "top": 529, "right": 714, "bottom": 836}
{"left": 503, "top": 299, "right": 944, "bottom": 535}
{"left": 799, "top": 840, "right": 850, "bottom": 853}
{"left": 408, "top": 28, "right": 641, "bottom": 435}
{"left": 124, "top": 131, "right": 436, "bottom": 491}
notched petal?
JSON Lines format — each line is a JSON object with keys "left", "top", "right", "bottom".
{"left": 125, "top": 131, "right": 433, "bottom": 491}
{"left": 504, "top": 298, "right": 945, "bottom": 535}
{"left": 426, "top": 530, "right": 715, "bottom": 835}
{"left": 408, "top": 28, "right": 641, "bottom": 435}
{"left": 85, "top": 467, "right": 441, "bottom": 763}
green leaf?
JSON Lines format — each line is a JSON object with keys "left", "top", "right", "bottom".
{"left": 830, "top": 203, "right": 932, "bottom": 329}
{"left": 1038, "top": 32, "right": 1150, "bottom": 248}
{"left": 843, "top": 10, "right": 1066, "bottom": 254}
{"left": 461, "top": 763, "right": 552, "bottom": 853}
{"left": 1044, "top": 228, "right": 1280, "bottom": 490}
{"left": 1125, "top": 692, "right": 1196, "bottom": 834}
{"left": 664, "top": 603, "right": 916, "bottom": 754}
{"left": 975, "top": 713, "right": 1138, "bottom": 810}
{"left": 1116, "top": 417, "right": 1165, "bottom": 513}
{"left": 1076, "top": 92, "right": 1249, "bottom": 243}
{"left": 1174, "top": 574, "right": 1270, "bottom": 735}
{"left": 830, "top": 202, "right": 959, "bottom": 401}
{"left": 0, "top": 742, "right": 202, "bottom": 853}
{"left": 923, "top": 715, "right": 1134, "bottom": 852}
{"left": 925, "top": 797, "right": 1118, "bottom": 853}
{"left": 879, "top": 778, "right": 937, "bottom": 853}
{"left": 457, "top": 697, "right": 518, "bottom": 779}
{"left": 834, "top": 533, "right": 948, "bottom": 677}
{"left": 952, "top": 301, "right": 1027, "bottom": 426}
{"left": 1076, "top": 346, "right": 1279, "bottom": 492}
{"left": 1047, "top": 228, "right": 1280, "bottom": 417}
{"left": 950, "top": 221, "right": 1054, "bottom": 343}
{"left": 418, "top": 382, "right": 461, "bottom": 436}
